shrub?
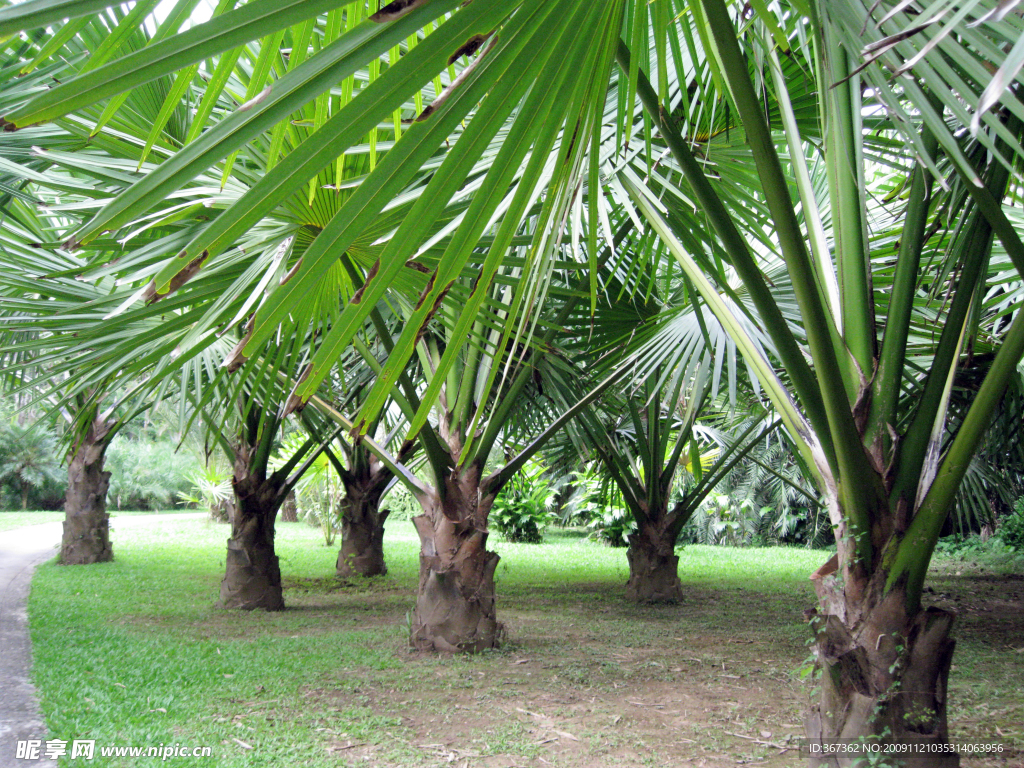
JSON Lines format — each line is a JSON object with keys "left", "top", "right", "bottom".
{"left": 585, "top": 505, "right": 635, "bottom": 547}
{"left": 680, "top": 493, "right": 768, "bottom": 546}
{"left": 491, "top": 463, "right": 554, "bottom": 543}
{"left": 381, "top": 483, "right": 421, "bottom": 521}
{"left": 106, "top": 437, "right": 194, "bottom": 510}
{"left": 0, "top": 417, "right": 64, "bottom": 510}
{"left": 177, "top": 465, "right": 233, "bottom": 521}
{"left": 1001, "top": 500, "right": 1024, "bottom": 551}
{"left": 553, "top": 464, "right": 634, "bottom": 546}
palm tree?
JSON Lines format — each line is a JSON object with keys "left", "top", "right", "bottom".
{"left": 304, "top": 254, "right": 628, "bottom": 651}
{"left": 557, "top": 248, "right": 782, "bottom": 600}
{"left": 214, "top": 391, "right": 341, "bottom": 610}
{"left": 577, "top": 368, "right": 775, "bottom": 602}
{"left": 0, "top": 190, "right": 147, "bottom": 562}
{"left": 316, "top": 329, "right": 416, "bottom": 578}
{"left": 0, "top": 415, "right": 63, "bottom": 510}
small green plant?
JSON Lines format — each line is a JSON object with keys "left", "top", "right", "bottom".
{"left": 556, "top": 465, "right": 605, "bottom": 524}
{"left": 556, "top": 464, "right": 635, "bottom": 546}
{"left": 271, "top": 434, "right": 342, "bottom": 545}
{"left": 177, "top": 464, "right": 233, "bottom": 520}
{"left": 586, "top": 505, "right": 635, "bottom": 547}
{"left": 491, "top": 462, "right": 554, "bottom": 543}
{"left": 934, "top": 532, "right": 1019, "bottom": 564}
{"left": 381, "top": 483, "right": 421, "bottom": 521}
{"left": 1000, "top": 500, "right": 1024, "bottom": 551}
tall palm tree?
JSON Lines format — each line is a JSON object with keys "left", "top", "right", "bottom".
{"left": 0, "top": 189, "right": 150, "bottom": 563}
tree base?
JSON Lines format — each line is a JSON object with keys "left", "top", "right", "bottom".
{"left": 410, "top": 566, "right": 501, "bottom": 652}
{"left": 336, "top": 512, "right": 388, "bottom": 578}
{"left": 60, "top": 511, "right": 113, "bottom": 565}
{"left": 625, "top": 540, "right": 683, "bottom": 603}
{"left": 410, "top": 515, "right": 500, "bottom": 652}
{"left": 218, "top": 537, "right": 284, "bottom": 611}
{"left": 806, "top": 603, "right": 959, "bottom": 767}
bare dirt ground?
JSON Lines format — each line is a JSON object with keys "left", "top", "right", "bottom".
{"left": 282, "top": 573, "right": 1024, "bottom": 768}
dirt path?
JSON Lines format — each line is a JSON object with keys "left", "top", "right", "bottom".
{"left": 0, "top": 513, "right": 204, "bottom": 767}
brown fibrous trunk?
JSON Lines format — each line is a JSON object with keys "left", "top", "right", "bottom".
{"left": 410, "top": 464, "right": 500, "bottom": 653}
{"left": 60, "top": 416, "right": 114, "bottom": 565}
{"left": 209, "top": 496, "right": 234, "bottom": 523}
{"left": 218, "top": 444, "right": 284, "bottom": 611}
{"left": 336, "top": 481, "right": 389, "bottom": 578}
{"left": 806, "top": 558, "right": 959, "bottom": 767}
{"left": 280, "top": 490, "right": 298, "bottom": 523}
{"left": 625, "top": 521, "right": 683, "bottom": 603}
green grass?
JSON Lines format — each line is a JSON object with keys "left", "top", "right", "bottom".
{"left": 25, "top": 519, "right": 1023, "bottom": 767}
{"left": 0, "top": 510, "right": 66, "bottom": 530}
{"left": 0, "top": 509, "right": 190, "bottom": 532}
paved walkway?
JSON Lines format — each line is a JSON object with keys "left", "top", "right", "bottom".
{"left": 0, "top": 513, "right": 205, "bottom": 767}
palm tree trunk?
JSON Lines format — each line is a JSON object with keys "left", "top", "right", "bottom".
{"left": 60, "top": 416, "right": 115, "bottom": 565}
{"left": 806, "top": 558, "right": 959, "bottom": 766}
{"left": 410, "top": 464, "right": 500, "bottom": 652}
{"left": 219, "top": 444, "right": 284, "bottom": 611}
{"left": 625, "top": 517, "right": 683, "bottom": 603}
{"left": 336, "top": 478, "right": 389, "bottom": 578}
{"left": 280, "top": 490, "right": 298, "bottom": 522}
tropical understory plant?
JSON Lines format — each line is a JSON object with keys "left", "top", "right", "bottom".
{"left": 489, "top": 460, "right": 555, "bottom": 544}
{"left": 691, "top": 438, "right": 830, "bottom": 548}
{"left": 177, "top": 463, "right": 234, "bottom": 521}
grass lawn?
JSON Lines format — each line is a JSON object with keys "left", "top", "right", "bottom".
{"left": 26, "top": 518, "right": 1024, "bottom": 767}
{"left": 1, "top": 511, "right": 67, "bottom": 530}
{"left": 0, "top": 510, "right": 177, "bottom": 532}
